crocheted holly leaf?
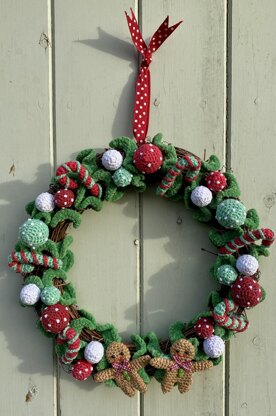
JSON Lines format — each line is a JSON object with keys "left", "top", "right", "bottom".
{"left": 76, "top": 149, "right": 98, "bottom": 174}
{"left": 209, "top": 228, "right": 243, "bottom": 248}
{"left": 109, "top": 136, "right": 137, "bottom": 174}
{"left": 169, "top": 321, "right": 186, "bottom": 343}
{"left": 24, "top": 275, "right": 44, "bottom": 290}
{"left": 70, "top": 317, "right": 96, "bottom": 334}
{"left": 131, "top": 174, "right": 146, "bottom": 192}
{"left": 214, "top": 326, "right": 234, "bottom": 341}
{"left": 60, "top": 250, "right": 74, "bottom": 272}
{"left": 208, "top": 291, "right": 223, "bottom": 308}
{"left": 210, "top": 255, "right": 236, "bottom": 280}
{"left": 250, "top": 244, "right": 270, "bottom": 259}
{"left": 145, "top": 332, "right": 169, "bottom": 358}
{"left": 193, "top": 207, "right": 213, "bottom": 223}
{"left": 60, "top": 283, "right": 76, "bottom": 306}
{"left": 213, "top": 172, "right": 240, "bottom": 204}
{"left": 42, "top": 269, "right": 68, "bottom": 286}
{"left": 201, "top": 155, "right": 221, "bottom": 172}
{"left": 78, "top": 309, "right": 97, "bottom": 328}
{"left": 244, "top": 208, "right": 260, "bottom": 229}
{"left": 96, "top": 323, "right": 121, "bottom": 345}
{"left": 152, "top": 133, "right": 177, "bottom": 170}
{"left": 50, "top": 209, "right": 82, "bottom": 229}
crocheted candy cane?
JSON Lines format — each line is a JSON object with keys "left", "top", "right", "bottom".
{"left": 56, "top": 326, "right": 81, "bottom": 364}
{"left": 8, "top": 250, "right": 63, "bottom": 274}
{"left": 56, "top": 161, "right": 102, "bottom": 198}
{"left": 218, "top": 228, "right": 275, "bottom": 255}
{"left": 212, "top": 298, "right": 249, "bottom": 332}
{"left": 156, "top": 155, "right": 201, "bottom": 196}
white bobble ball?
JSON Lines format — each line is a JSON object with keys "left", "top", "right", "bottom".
{"left": 236, "top": 255, "right": 259, "bottom": 276}
{"left": 35, "top": 192, "right": 55, "bottom": 212}
{"left": 20, "top": 283, "right": 41, "bottom": 306}
{"left": 84, "top": 341, "right": 104, "bottom": 364}
{"left": 203, "top": 335, "right": 225, "bottom": 358}
{"left": 191, "top": 186, "right": 213, "bottom": 207}
{"left": 102, "top": 149, "right": 123, "bottom": 171}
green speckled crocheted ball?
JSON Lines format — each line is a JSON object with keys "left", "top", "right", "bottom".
{"left": 19, "top": 219, "right": 49, "bottom": 249}
{"left": 40, "top": 286, "right": 61, "bottom": 305}
{"left": 217, "top": 264, "right": 238, "bottom": 285}
{"left": 112, "top": 167, "right": 133, "bottom": 187}
{"left": 215, "top": 199, "right": 246, "bottom": 229}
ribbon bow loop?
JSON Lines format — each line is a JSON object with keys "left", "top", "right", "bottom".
{"left": 125, "top": 8, "right": 182, "bottom": 145}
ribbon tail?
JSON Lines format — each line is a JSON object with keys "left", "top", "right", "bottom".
{"left": 125, "top": 8, "right": 147, "bottom": 54}
{"left": 148, "top": 16, "right": 183, "bottom": 53}
{"left": 133, "top": 67, "right": 151, "bottom": 144}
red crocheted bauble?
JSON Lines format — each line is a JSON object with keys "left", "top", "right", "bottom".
{"left": 231, "top": 276, "right": 262, "bottom": 308}
{"left": 205, "top": 171, "right": 227, "bottom": 192}
{"left": 41, "top": 303, "right": 70, "bottom": 333}
{"left": 72, "top": 359, "right": 93, "bottom": 381}
{"left": 194, "top": 317, "right": 214, "bottom": 339}
{"left": 133, "top": 143, "right": 163, "bottom": 174}
{"left": 54, "top": 189, "right": 75, "bottom": 209}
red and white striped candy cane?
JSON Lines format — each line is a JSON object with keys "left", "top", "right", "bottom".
{"left": 212, "top": 298, "right": 249, "bottom": 332}
{"left": 218, "top": 228, "right": 275, "bottom": 255}
{"left": 55, "top": 161, "right": 102, "bottom": 198}
{"left": 56, "top": 326, "right": 81, "bottom": 364}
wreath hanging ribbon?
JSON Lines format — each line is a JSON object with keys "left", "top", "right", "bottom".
{"left": 7, "top": 9, "right": 275, "bottom": 398}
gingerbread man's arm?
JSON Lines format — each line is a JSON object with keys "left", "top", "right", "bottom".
{"left": 192, "top": 360, "right": 213, "bottom": 373}
{"left": 131, "top": 355, "right": 151, "bottom": 371}
{"left": 150, "top": 357, "right": 172, "bottom": 370}
{"left": 94, "top": 368, "right": 115, "bottom": 382}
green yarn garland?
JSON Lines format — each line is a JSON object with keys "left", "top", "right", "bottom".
{"left": 8, "top": 133, "right": 275, "bottom": 395}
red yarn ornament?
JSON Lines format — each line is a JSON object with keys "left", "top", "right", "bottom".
{"left": 133, "top": 143, "right": 163, "bottom": 174}
{"left": 41, "top": 303, "right": 70, "bottom": 333}
{"left": 231, "top": 276, "right": 262, "bottom": 308}
{"left": 54, "top": 189, "right": 75, "bottom": 209}
{"left": 72, "top": 359, "right": 93, "bottom": 381}
{"left": 205, "top": 171, "right": 227, "bottom": 192}
{"left": 194, "top": 317, "right": 214, "bottom": 339}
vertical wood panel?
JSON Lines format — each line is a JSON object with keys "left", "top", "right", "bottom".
{"left": 0, "top": 1, "right": 55, "bottom": 414}
{"left": 230, "top": 1, "right": 276, "bottom": 415}
{"left": 142, "top": 1, "right": 226, "bottom": 415}
{"left": 53, "top": 1, "right": 140, "bottom": 415}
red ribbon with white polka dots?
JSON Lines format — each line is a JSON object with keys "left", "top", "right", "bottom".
{"left": 125, "top": 9, "right": 182, "bottom": 145}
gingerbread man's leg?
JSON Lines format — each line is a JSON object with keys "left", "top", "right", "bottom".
{"left": 130, "top": 372, "right": 147, "bottom": 394}
{"left": 116, "top": 374, "right": 136, "bottom": 397}
{"left": 177, "top": 373, "right": 193, "bottom": 394}
{"left": 161, "top": 370, "right": 178, "bottom": 394}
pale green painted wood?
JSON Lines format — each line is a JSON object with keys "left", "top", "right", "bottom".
{"left": 53, "top": 1, "right": 140, "bottom": 415}
{"left": 230, "top": 1, "right": 276, "bottom": 415}
{"left": 142, "top": 1, "right": 226, "bottom": 414}
{"left": 0, "top": 1, "right": 55, "bottom": 414}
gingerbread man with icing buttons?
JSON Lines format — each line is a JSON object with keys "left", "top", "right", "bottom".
{"left": 150, "top": 338, "right": 213, "bottom": 394}
{"left": 94, "top": 342, "right": 151, "bottom": 397}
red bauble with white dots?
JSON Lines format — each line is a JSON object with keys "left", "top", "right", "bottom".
{"left": 194, "top": 317, "right": 214, "bottom": 339}
{"left": 72, "top": 359, "right": 93, "bottom": 381}
{"left": 133, "top": 144, "right": 163, "bottom": 174}
{"left": 41, "top": 303, "right": 70, "bottom": 333}
{"left": 54, "top": 189, "right": 75, "bottom": 209}
{"left": 231, "top": 276, "right": 262, "bottom": 308}
{"left": 205, "top": 171, "right": 227, "bottom": 192}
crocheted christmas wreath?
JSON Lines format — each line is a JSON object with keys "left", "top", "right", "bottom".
{"left": 8, "top": 10, "right": 275, "bottom": 397}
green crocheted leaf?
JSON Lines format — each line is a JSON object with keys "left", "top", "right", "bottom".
{"left": 212, "top": 355, "right": 223, "bottom": 366}
{"left": 201, "top": 155, "right": 221, "bottom": 172}
{"left": 61, "top": 283, "right": 76, "bottom": 306}
{"left": 96, "top": 323, "right": 121, "bottom": 345}
{"left": 164, "top": 175, "right": 183, "bottom": 198}
{"left": 250, "top": 244, "right": 270, "bottom": 258}
{"left": 93, "top": 169, "right": 112, "bottom": 184}
{"left": 131, "top": 174, "right": 146, "bottom": 192}
{"left": 261, "top": 287, "right": 266, "bottom": 302}
{"left": 24, "top": 275, "right": 44, "bottom": 290}
{"left": 61, "top": 250, "right": 74, "bottom": 272}
{"left": 56, "top": 236, "right": 73, "bottom": 259}
{"left": 50, "top": 209, "right": 82, "bottom": 229}
{"left": 25, "top": 200, "right": 36, "bottom": 216}
{"left": 210, "top": 255, "right": 236, "bottom": 280}
{"left": 194, "top": 348, "right": 209, "bottom": 361}
{"left": 244, "top": 208, "right": 260, "bottom": 229}
{"left": 152, "top": 133, "right": 177, "bottom": 170}
{"left": 215, "top": 172, "right": 240, "bottom": 203}
{"left": 208, "top": 291, "right": 222, "bottom": 308}
{"left": 55, "top": 343, "right": 67, "bottom": 357}
{"left": 131, "top": 334, "right": 147, "bottom": 359}
{"left": 43, "top": 239, "right": 59, "bottom": 257}
{"left": 74, "top": 186, "right": 87, "bottom": 208}
{"left": 193, "top": 207, "right": 212, "bottom": 223}
{"left": 169, "top": 321, "right": 186, "bottom": 343}
{"left": 76, "top": 196, "right": 103, "bottom": 211}
{"left": 145, "top": 332, "right": 168, "bottom": 358}
{"left": 76, "top": 149, "right": 98, "bottom": 173}
{"left": 209, "top": 228, "right": 243, "bottom": 248}
{"left": 109, "top": 137, "right": 137, "bottom": 174}
{"left": 34, "top": 211, "right": 52, "bottom": 225}
{"left": 105, "top": 182, "right": 125, "bottom": 202}
{"left": 138, "top": 368, "right": 151, "bottom": 384}
{"left": 42, "top": 269, "right": 68, "bottom": 286}
{"left": 70, "top": 317, "right": 96, "bottom": 334}
{"left": 188, "top": 337, "right": 199, "bottom": 354}
{"left": 78, "top": 309, "right": 97, "bottom": 327}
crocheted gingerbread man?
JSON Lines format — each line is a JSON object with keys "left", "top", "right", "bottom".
{"left": 94, "top": 342, "right": 151, "bottom": 397}
{"left": 150, "top": 338, "right": 213, "bottom": 394}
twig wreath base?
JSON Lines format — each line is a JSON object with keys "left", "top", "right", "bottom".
{"left": 8, "top": 134, "right": 275, "bottom": 397}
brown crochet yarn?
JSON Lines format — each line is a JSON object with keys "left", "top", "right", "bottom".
{"left": 93, "top": 342, "right": 151, "bottom": 397}
{"left": 150, "top": 339, "right": 213, "bottom": 394}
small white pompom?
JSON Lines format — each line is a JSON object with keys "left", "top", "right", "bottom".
{"left": 236, "top": 254, "right": 259, "bottom": 276}
{"left": 191, "top": 186, "right": 213, "bottom": 207}
{"left": 102, "top": 149, "right": 123, "bottom": 171}
{"left": 203, "top": 335, "right": 225, "bottom": 358}
{"left": 20, "top": 283, "right": 41, "bottom": 306}
{"left": 35, "top": 192, "right": 55, "bottom": 212}
{"left": 84, "top": 341, "right": 104, "bottom": 364}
